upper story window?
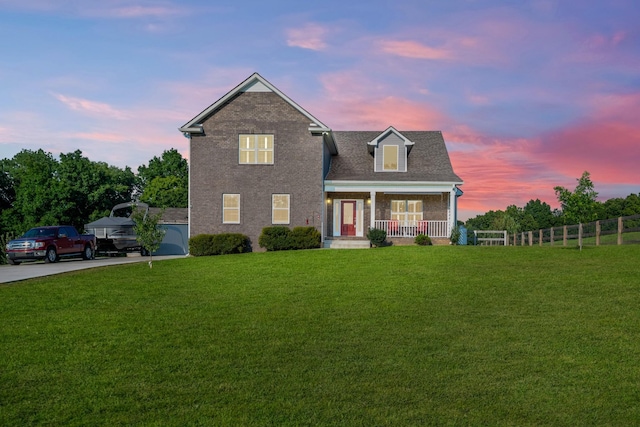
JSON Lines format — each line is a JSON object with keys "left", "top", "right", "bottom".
{"left": 369, "top": 127, "right": 413, "bottom": 173}
{"left": 239, "top": 134, "right": 274, "bottom": 164}
{"left": 383, "top": 145, "right": 399, "bottom": 171}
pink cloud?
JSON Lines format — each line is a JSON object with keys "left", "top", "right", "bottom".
{"left": 311, "top": 71, "right": 446, "bottom": 130}
{"left": 533, "top": 92, "right": 640, "bottom": 185}
{"left": 286, "top": 23, "right": 329, "bottom": 51}
{"left": 53, "top": 93, "right": 131, "bottom": 120}
{"left": 377, "top": 40, "right": 453, "bottom": 60}
{"left": 104, "top": 5, "right": 182, "bottom": 19}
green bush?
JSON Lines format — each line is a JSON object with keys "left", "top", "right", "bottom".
{"left": 366, "top": 227, "right": 387, "bottom": 248}
{"left": 189, "top": 233, "right": 250, "bottom": 256}
{"left": 290, "top": 226, "right": 321, "bottom": 250}
{"left": 415, "top": 234, "right": 432, "bottom": 246}
{"left": 450, "top": 226, "right": 462, "bottom": 245}
{"left": 258, "top": 226, "right": 292, "bottom": 251}
{"left": 1, "top": 232, "right": 14, "bottom": 265}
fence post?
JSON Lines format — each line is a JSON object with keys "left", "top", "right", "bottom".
{"left": 503, "top": 231, "right": 508, "bottom": 246}
{"left": 563, "top": 226, "right": 567, "bottom": 246}
{"left": 579, "top": 223, "right": 583, "bottom": 249}
{"left": 528, "top": 231, "right": 533, "bottom": 246}
{"left": 513, "top": 233, "right": 517, "bottom": 246}
{"left": 618, "top": 217, "right": 623, "bottom": 245}
{"left": 539, "top": 229, "right": 543, "bottom": 246}
{"left": 595, "top": 221, "right": 600, "bottom": 246}
{"left": 521, "top": 232, "right": 525, "bottom": 246}
{"left": 550, "top": 227, "right": 554, "bottom": 246}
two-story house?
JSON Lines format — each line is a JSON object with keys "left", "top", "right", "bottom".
{"left": 179, "top": 73, "right": 463, "bottom": 249}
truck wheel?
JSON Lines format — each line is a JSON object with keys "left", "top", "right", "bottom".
{"left": 82, "top": 245, "right": 94, "bottom": 260}
{"left": 8, "top": 259, "right": 20, "bottom": 266}
{"left": 44, "top": 247, "right": 58, "bottom": 263}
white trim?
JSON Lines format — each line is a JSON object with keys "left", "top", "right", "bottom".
{"left": 332, "top": 199, "right": 364, "bottom": 237}
{"left": 324, "top": 180, "right": 462, "bottom": 194}
{"left": 356, "top": 200, "right": 364, "bottom": 236}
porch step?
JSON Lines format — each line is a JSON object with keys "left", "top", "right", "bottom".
{"left": 324, "top": 239, "right": 371, "bottom": 249}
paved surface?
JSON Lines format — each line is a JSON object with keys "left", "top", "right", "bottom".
{"left": 0, "top": 255, "right": 186, "bottom": 284}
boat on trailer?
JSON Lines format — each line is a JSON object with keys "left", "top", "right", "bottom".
{"left": 84, "top": 202, "right": 148, "bottom": 254}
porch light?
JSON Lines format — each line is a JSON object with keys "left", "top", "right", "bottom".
{"left": 326, "top": 197, "right": 331, "bottom": 204}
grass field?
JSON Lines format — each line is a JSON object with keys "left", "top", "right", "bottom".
{"left": 1, "top": 246, "right": 639, "bottom": 425}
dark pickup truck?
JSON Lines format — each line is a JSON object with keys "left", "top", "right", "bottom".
{"left": 5, "top": 226, "right": 96, "bottom": 265}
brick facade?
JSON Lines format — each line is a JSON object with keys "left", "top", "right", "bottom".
{"left": 190, "top": 92, "right": 324, "bottom": 250}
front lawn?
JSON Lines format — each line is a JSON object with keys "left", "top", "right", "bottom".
{"left": 1, "top": 246, "right": 639, "bottom": 425}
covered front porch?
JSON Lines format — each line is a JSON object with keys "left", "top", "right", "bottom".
{"left": 323, "top": 181, "right": 461, "bottom": 244}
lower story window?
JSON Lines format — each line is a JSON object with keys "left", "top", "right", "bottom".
{"left": 272, "top": 194, "right": 290, "bottom": 224}
{"left": 391, "top": 200, "right": 423, "bottom": 223}
{"left": 223, "top": 194, "right": 240, "bottom": 224}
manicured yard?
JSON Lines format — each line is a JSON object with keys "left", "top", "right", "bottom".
{"left": 1, "top": 246, "right": 639, "bottom": 425}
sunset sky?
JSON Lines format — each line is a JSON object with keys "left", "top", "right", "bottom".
{"left": 1, "top": 0, "right": 638, "bottom": 220}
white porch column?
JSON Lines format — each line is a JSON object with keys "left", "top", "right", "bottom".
{"left": 370, "top": 191, "right": 376, "bottom": 229}
{"left": 448, "top": 188, "right": 456, "bottom": 235}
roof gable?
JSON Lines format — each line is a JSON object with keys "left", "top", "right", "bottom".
{"left": 179, "top": 72, "right": 330, "bottom": 134}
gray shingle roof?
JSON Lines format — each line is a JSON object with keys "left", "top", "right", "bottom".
{"left": 148, "top": 208, "right": 189, "bottom": 224}
{"left": 326, "top": 131, "right": 462, "bottom": 183}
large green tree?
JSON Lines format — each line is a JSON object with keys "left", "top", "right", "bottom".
{"left": 0, "top": 149, "right": 135, "bottom": 235}
{"left": 1, "top": 149, "right": 60, "bottom": 234}
{"left": 554, "top": 171, "right": 599, "bottom": 225}
{"left": 55, "top": 150, "right": 136, "bottom": 228}
{"left": 137, "top": 148, "right": 188, "bottom": 208}
{"left": 523, "top": 199, "right": 558, "bottom": 229}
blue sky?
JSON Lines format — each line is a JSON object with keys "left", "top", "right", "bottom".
{"left": 1, "top": 0, "right": 639, "bottom": 219}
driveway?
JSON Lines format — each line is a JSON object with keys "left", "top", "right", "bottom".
{"left": 0, "top": 255, "right": 186, "bottom": 284}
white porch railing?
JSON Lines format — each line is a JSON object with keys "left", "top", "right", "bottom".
{"left": 373, "top": 220, "right": 450, "bottom": 238}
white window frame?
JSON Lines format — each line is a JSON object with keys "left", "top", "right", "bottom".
{"left": 239, "top": 134, "right": 274, "bottom": 165}
{"left": 272, "top": 194, "right": 290, "bottom": 224}
{"left": 222, "top": 194, "right": 240, "bottom": 224}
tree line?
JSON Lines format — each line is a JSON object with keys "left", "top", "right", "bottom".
{"left": 465, "top": 171, "right": 640, "bottom": 234}
{"left": 0, "top": 148, "right": 188, "bottom": 236}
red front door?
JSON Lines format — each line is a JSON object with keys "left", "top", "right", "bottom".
{"left": 341, "top": 201, "right": 356, "bottom": 236}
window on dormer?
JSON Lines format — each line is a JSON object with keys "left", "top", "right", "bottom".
{"left": 239, "top": 134, "right": 274, "bottom": 164}
{"left": 383, "top": 145, "right": 399, "bottom": 171}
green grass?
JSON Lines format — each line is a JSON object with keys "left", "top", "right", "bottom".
{"left": 2, "top": 246, "right": 640, "bottom": 426}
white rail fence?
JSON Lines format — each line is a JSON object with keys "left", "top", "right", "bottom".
{"left": 474, "top": 230, "right": 508, "bottom": 246}
{"left": 373, "top": 220, "right": 449, "bottom": 238}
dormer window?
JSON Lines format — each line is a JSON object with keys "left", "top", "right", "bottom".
{"left": 368, "top": 126, "right": 414, "bottom": 173}
{"left": 383, "top": 145, "right": 399, "bottom": 171}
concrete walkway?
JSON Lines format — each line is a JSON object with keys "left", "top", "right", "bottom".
{"left": 0, "top": 255, "right": 186, "bottom": 284}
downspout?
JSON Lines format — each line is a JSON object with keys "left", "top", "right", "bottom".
{"left": 320, "top": 133, "right": 327, "bottom": 247}
{"left": 183, "top": 131, "right": 192, "bottom": 252}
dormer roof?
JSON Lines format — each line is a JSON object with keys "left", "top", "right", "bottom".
{"left": 366, "top": 126, "right": 415, "bottom": 156}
